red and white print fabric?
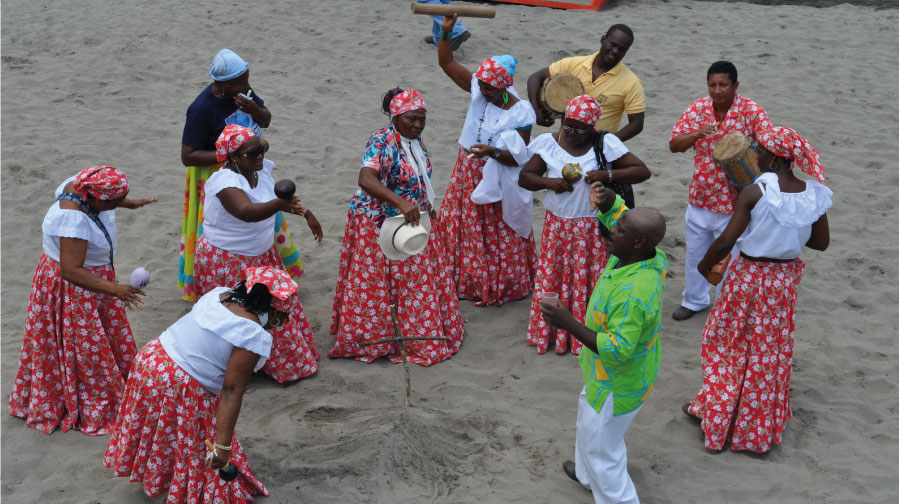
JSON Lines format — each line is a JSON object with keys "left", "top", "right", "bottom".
{"left": 329, "top": 213, "right": 464, "bottom": 366}
{"left": 439, "top": 148, "right": 536, "bottom": 306}
{"left": 670, "top": 94, "right": 772, "bottom": 214}
{"left": 242, "top": 266, "right": 299, "bottom": 312}
{"left": 104, "top": 338, "right": 269, "bottom": 503}
{"left": 527, "top": 211, "right": 609, "bottom": 355}
{"left": 758, "top": 126, "right": 825, "bottom": 183}
{"left": 389, "top": 88, "right": 427, "bottom": 118}
{"left": 215, "top": 124, "right": 256, "bottom": 163}
{"left": 8, "top": 254, "right": 137, "bottom": 435}
{"left": 564, "top": 94, "right": 602, "bottom": 126}
{"left": 687, "top": 255, "right": 806, "bottom": 453}
{"left": 73, "top": 165, "right": 130, "bottom": 200}
{"left": 474, "top": 57, "right": 513, "bottom": 90}
{"left": 193, "top": 236, "right": 319, "bottom": 382}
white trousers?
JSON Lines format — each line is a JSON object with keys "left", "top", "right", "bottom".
{"left": 574, "top": 389, "right": 641, "bottom": 504}
{"left": 681, "top": 204, "right": 735, "bottom": 311}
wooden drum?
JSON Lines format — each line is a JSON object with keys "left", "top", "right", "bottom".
{"left": 712, "top": 133, "right": 760, "bottom": 187}
{"left": 539, "top": 72, "right": 584, "bottom": 119}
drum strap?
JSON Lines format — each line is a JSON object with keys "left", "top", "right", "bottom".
{"left": 57, "top": 192, "right": 115, "bottom": 267}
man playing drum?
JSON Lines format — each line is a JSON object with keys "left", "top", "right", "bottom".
{"left": 668, "top": 61, "right": 772, "bottom": 321}
{"left": 526, "top": 24, "right": 645, "bottom": 142}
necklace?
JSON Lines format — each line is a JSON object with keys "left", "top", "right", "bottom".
{"left": 475, "top": 103, "right": 494, "bottom": 146}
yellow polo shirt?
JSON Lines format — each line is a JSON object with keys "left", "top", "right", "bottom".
{"left": 549, "top": 53, "right": 645, "bottom": 133}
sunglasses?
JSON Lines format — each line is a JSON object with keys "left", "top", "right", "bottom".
{"left": 240, "top": 147, "right": 266, "bottom": 160}
{"left": 562, "top": 124, "right": 589, "bottom": 135}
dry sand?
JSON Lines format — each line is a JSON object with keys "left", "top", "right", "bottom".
{"left": 2, "top": 0, "right": 898, "bottom": 502}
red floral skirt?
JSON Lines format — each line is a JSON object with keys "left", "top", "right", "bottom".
{"left": 439, "top": 148, "right": 536, "bottom": 306}
{"left": 329, "top": 213, "right": 464, "bottom": 366}
{"left": 527, "top": 212, "right": 609, "bottom": 355}
{"left": 687, "top": 255, "right": 806, "bottom": 453}
{"left": 193, "top": 236, "right": 318, "bottom": 382}
{"left": 104, "top": 339, "right": 268, "bottom": 503}
{"left": 8, "top": 254, "right": 137, "bottom": 435}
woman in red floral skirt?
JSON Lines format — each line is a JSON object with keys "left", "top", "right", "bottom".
{"left": 435, "top": 14, "right": 537, "bottom": 306}
{"left": 520, "top": 94, "right": 649, "bottom": 355}
{"left": 684, "top": 126, "right": 831, "bottom": 453}
{"left": 328, "top": 87, "right": 464, "bottom": 366}
{"left": 192, "top": 124, "right": 322, "bottom": 383}
{"left": 8, "top": 166, "right": 156, "bottom": 435}
{"left": 105, "top": 266, "right": 296, "bottom": 503}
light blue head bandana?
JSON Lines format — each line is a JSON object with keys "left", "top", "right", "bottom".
{"left": 209, "top": 48, "right": 249, "bottom": 82}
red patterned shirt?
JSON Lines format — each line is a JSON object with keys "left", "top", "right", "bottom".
{"left": 671, "top": 94, "right": 771, "bottom": 214}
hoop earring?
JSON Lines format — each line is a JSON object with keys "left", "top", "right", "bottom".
{"left": 502, "top": 91, "right": 509, "bottom": 104}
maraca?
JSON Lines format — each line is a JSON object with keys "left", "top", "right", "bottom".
{"left": 274, "top": 179, "right": 296, "bottom": 200}
{"left": 204, "top": 439, "right": 239, "bottom": 481}
{"left": 129, "top": 267, "right": 151, "bottom": 289}
{"left": 561, "top": 163, "right": 583, "bottom": 184}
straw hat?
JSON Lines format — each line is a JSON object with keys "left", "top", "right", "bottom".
{"left": 379, "top": 214, "right": 431, "bottom": 261}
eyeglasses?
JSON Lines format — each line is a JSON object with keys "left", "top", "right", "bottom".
{"left": 562, "top": 124, "right": 589, "bottom": 135}
{"left": 240, "top": 147, "right": 266, "bottom": 160}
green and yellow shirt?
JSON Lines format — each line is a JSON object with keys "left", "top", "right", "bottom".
{"left": 579, "top": 195, "right": 667, "bottom": 415}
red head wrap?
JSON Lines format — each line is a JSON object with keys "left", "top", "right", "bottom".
{"left": 758, "top": 127, "right": 825, "bottom": 183}
{"left": 564, "top": 94, "right": 603, "bottom": 126}
{"left": 474, "top": 57, "right": 513, "bottom": 90}
{"left": 241, "top": 266, "right": 298, "bottom": 312}
{"left": 73, "top": 165, "right": 129, "bottom": 200}
{"left": 389, "top": 88, "right": 427, "bottom": 118}
{"left": 215, "top": 125, "right": 257, "bottom": 163}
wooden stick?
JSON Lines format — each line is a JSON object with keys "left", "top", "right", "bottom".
{"left": 410, "top": 2, "right": 496, "bottom": 18}
{"left": 389, "top": 304, "right": 413, "bottom": 408}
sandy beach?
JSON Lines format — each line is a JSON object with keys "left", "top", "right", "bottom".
{"left": 2, "top": 0, "right": 898, "bottom": 502}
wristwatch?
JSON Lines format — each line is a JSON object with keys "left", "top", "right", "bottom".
{"left": 492, "top": 147, "right": 503, "bottom": 159}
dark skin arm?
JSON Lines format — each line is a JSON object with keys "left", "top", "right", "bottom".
{"left": 518, "top": 153, "right": 573, "bottom": 193}
{"left": 805, "top": 214, "right": 829, "bottom": 251}
{"left": 217, "top": 187, "right": 304, "bottom": 223}
{"left": 583, "top": 151, "right": 650, "bottom": 185}
{"left": 303, "top": 210, "right": 323, "bottom": 242}
{"left": 538, "top": 302, "right": 600, "bottom": 353}
{"left": 697, "top": 184, "right": 760, "bottom": 277}
{"left": 59, "top": 237, "right": 145, "bottom": 310}
{"left": 527, "top": 67, "right": 554, "bottom": 127}
{"left": 181, "top": 145, "right": 220, "bottom": 167}
{"left": 614, "top": 112, "right": 645, "bottom": 142}
{"left": 469, "top": 129, "right": 532, "bottom": 166}
{"left": 209, "top": 346, "right": 261, "bottom": 469}
{"left": 119, "top": 197, "right": 158, "bottom": 209}
{"left": 358, "top": 167, "right": 424, "bottom": 226}
{"left": 669, "top": 121, "right": 721, "bottom": 153}
{"left": 437, "top": 14, "right": 473, "bottom": 92}
{"left": 232, "top": 95, "right": 271, "bottom": 128}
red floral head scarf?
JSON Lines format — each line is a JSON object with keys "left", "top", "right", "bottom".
{"left": 474, "top": 56, "right": 514, "bottom": 90}
{"left": 241, "top": 266, "right": 298, "bottom": 312}
{"left": 389, "top": 88, "right": 427, "bottom": 118}
{"left": 758, "top": 127, "right": 825, "bottom": 183}
{"left": 215, "top": 124, "right": 257, "bottom": 163}
{"left": 73, "top": 165, "right": 129, "bottom": 200}
{"left": 565, "top": 94, "right": 603, "bottom": 126}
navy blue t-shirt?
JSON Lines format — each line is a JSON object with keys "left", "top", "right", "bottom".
{"left": 181, "top": 84, "right": 266, "bottom": 151}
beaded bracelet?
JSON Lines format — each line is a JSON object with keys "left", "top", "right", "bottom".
{"left": 438, "top": 29, "right": 453, "bottom": 41}
{"left": 214, "top": 442, "right": 232, "bottom": 451}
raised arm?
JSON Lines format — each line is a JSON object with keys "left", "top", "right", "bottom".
{"left": 437, "top": 14, "right": 473, "bottom": 92}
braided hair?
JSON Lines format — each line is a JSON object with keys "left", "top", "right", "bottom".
{"left": 223, "top": 280, "right": 273, "bottom": 316}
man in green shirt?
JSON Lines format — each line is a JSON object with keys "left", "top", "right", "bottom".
{"left": 540, "top": 185, "right": 667, "bottom": 504}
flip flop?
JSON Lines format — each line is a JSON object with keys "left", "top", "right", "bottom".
{"left": 682, "top": 402, "right": 701, "bottom": 422}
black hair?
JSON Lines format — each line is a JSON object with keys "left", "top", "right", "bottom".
{"left": 606, "top": 24, "right": 634, "bottom": 41}
{"left": 381, "top": 87, "right": 404, "bottom": 116}
{"left": 223, "top": 280, "right": 273, "bottom": 316}
{"left": 707, "top": 61, "right": 738, "bottom": 85}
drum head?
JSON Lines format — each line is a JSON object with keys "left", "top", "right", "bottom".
{"left": 541, "top": 73, "right": 585, "bottom": 118}
{"left": 712, "top": 133, "right": 751, "bottom": 163}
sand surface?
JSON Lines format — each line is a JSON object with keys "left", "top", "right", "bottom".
{"left": 2, "top": 0, "right": 898, "bottom": 502}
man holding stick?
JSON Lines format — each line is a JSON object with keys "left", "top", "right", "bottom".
{"left": 668, "top": 61, "right": 771, "bottom": 321}
{"left": 540, "top": 184, "right": 666, "bottom": 504}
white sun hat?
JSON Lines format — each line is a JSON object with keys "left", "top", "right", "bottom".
{"left": 378, "top": 214, "right": 431, "bottom": 261}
